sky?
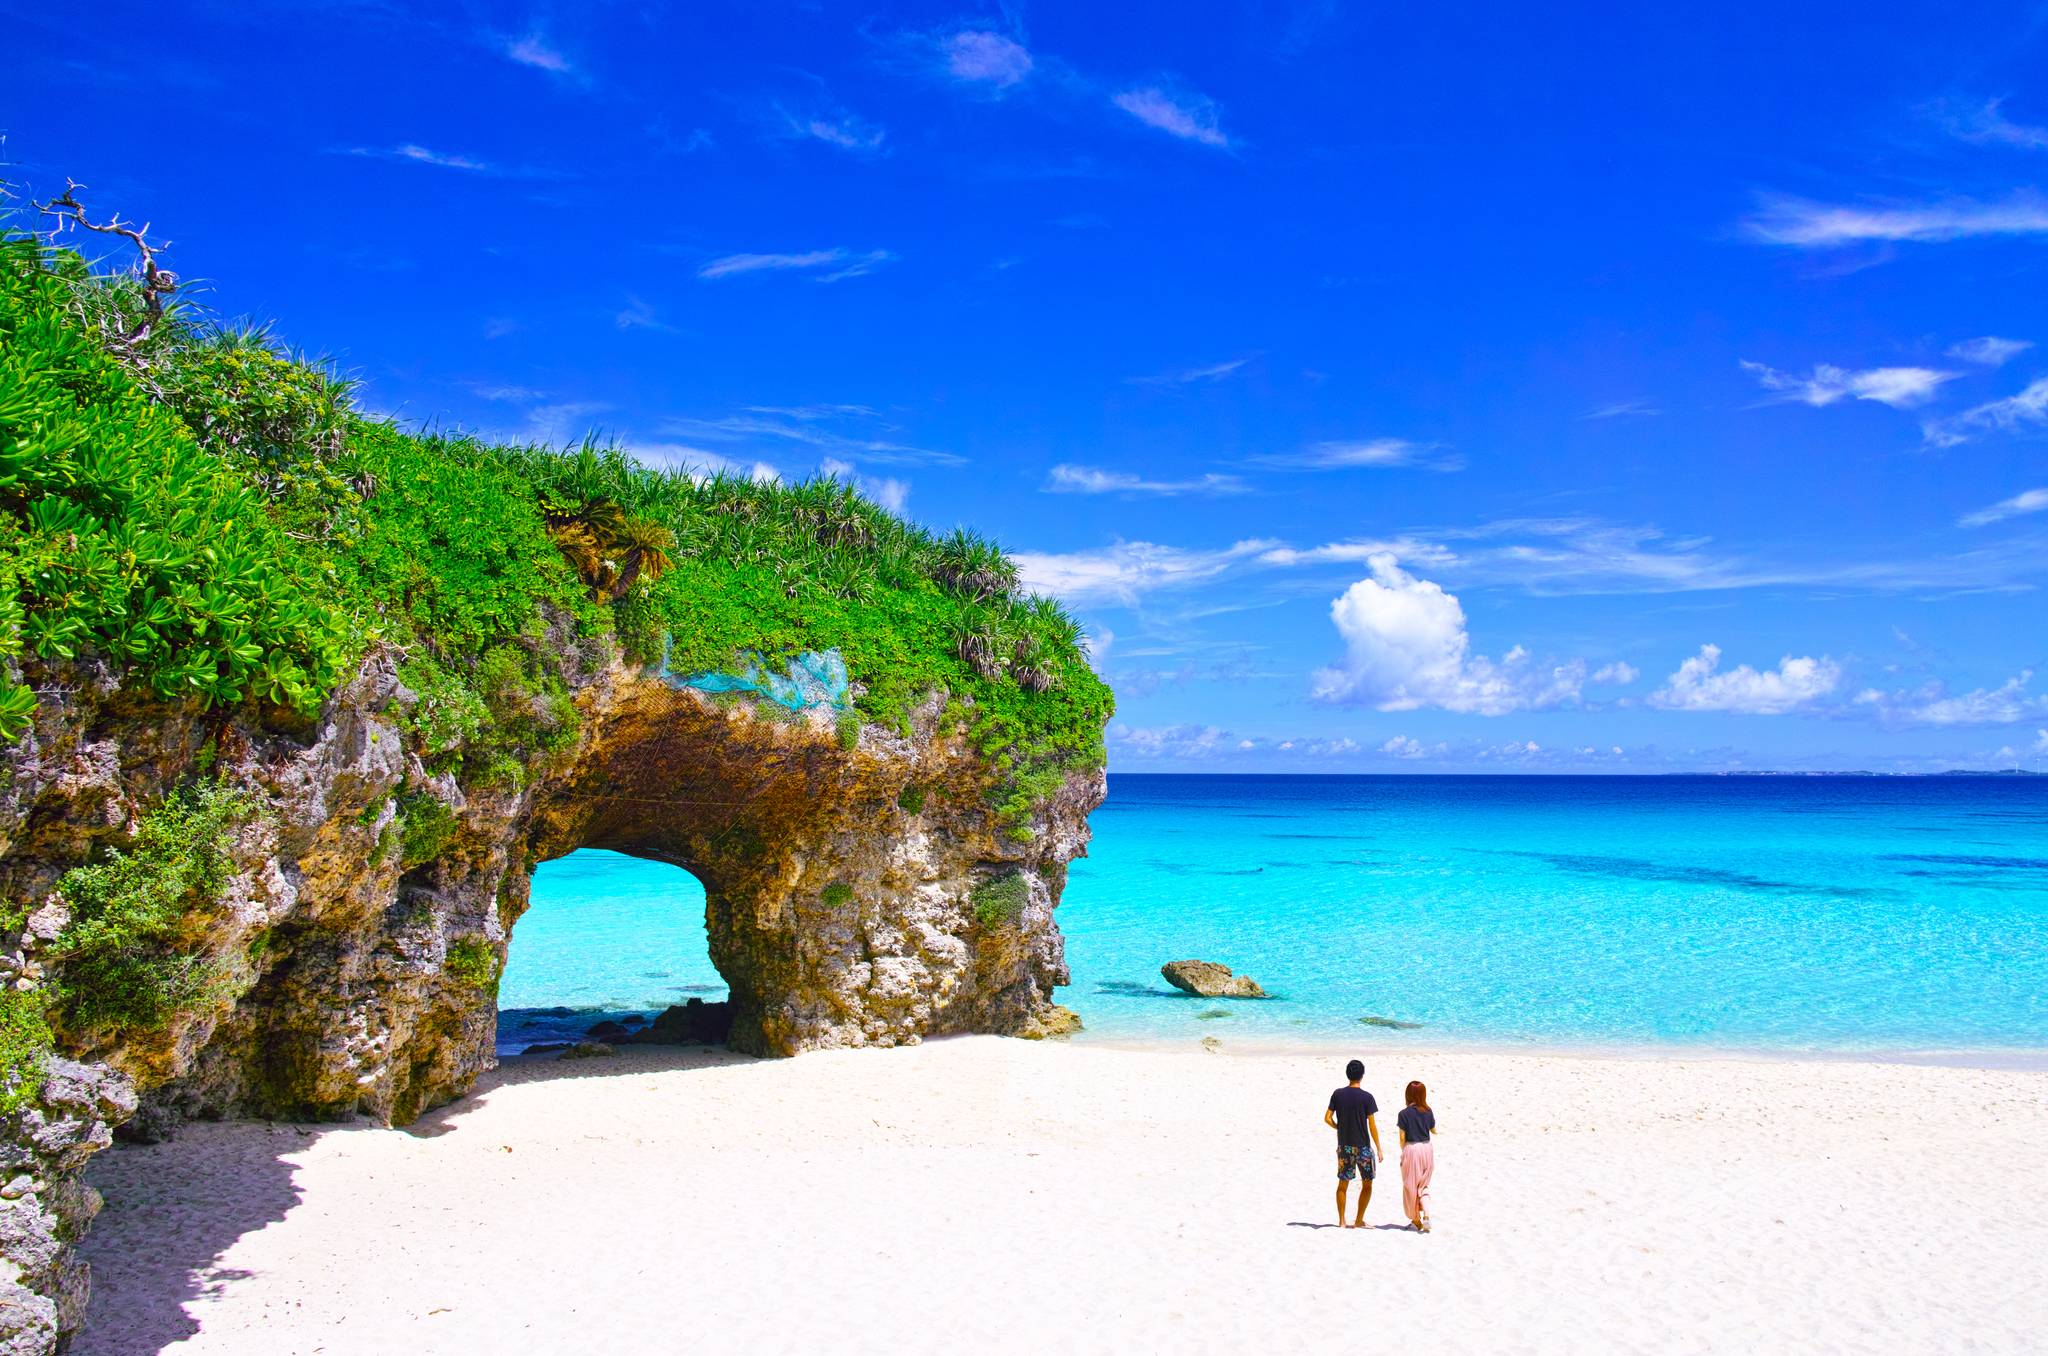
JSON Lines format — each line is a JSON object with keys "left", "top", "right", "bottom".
{"left": 6, "top": 1, "right": 2048, "bottom": 772}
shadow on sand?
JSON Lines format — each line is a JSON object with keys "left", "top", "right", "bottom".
{"left": 71, "top": 1044, "right": 741, "bottom": 1355}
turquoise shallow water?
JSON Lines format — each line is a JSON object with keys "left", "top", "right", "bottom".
{"left": 500, "top": 775, "right": 2048, "bottom": 1056}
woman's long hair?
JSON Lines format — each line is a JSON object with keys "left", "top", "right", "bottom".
{"left": 1405, "top": 1080, "right": 1429, "bottom": 1112}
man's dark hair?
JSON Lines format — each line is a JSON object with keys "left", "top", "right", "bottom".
{"left": 1345, "top": 1059, "right": 1364, "bottom": 1081}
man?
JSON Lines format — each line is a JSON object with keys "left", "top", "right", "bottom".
{"left": 1323, "top": 1058, "right": 1383, "bottom": 1228}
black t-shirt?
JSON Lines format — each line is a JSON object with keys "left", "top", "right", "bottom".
{"left": 1328, "top": 1085, "right": 1378, "bottom": 1147}
{"left": 1398, "top": 1105, "right": 1435, "bottom": 1143}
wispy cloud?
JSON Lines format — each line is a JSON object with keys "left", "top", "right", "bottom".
{"left": 1132, "top": 356, "right": 1251, "bottom": 386}
{"left": 1044, "top": 465, "right": 1250, "bottom": 497}
{"left": 1015, "top": 539, "right": 1278, "bottom": 606}
{"left": 614, "top": 295, "right": 681, "bottom": 333}
{"left": 1741, "top": 192, "right": 2048, "bottom": 246}
{"left": 819, "top": 457, "right": 910, "bottom": 514}
{"left": 1112, "top": 85, "right": 1231, "bottom": 148}
{"left": 1584, "top": 398, "right": 1660, "bottom": 419}
{"left": 1935, "top": 97, "right": 2048, "bottom": 151}
{"left": 1856, "top": 672, "right": 2048, "bottom": 726}
{"left": 778, "top": 105, "right": 886, "bottom": 154}
{"left": 336, "top": 144, "right": 562, "bottom": 180}
{"left": 1960, "top": 488, "right": 2048, "bottom": 527}
{"left": 1649, "top": 645, "right": 1841, "bottom": 715}
{"left": 627, "top": 442, "right": 780, "bottom": 483}
{"left": 697, "top": 247, "right": 896, "bottom": 282}
{"left": 1923, "top": 376, "right": 2048, "bottom": 447}
{"left": 1949, "top": 336, "right": 2032, "bottom": 367}
{"left": 1249, "top": 439, "right": 1463, "bottom": 472}
{"left": 1740, "top": 359, "right": 1956, "bottom": 409}
{"left": 942, "top": 30, "right": 1034, "bottom": 88}
{"left": 659, "top": 407, "right": 961, "bottom": 468}
{"left": 468, "top": 382, "right": 547, "bottom": 402}
{"left": 504, "top": 34, "right": 574, "bottom": 76}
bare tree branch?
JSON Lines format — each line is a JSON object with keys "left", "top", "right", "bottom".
{"left": 33, "top": 179, "right": 180, "bottom": 348}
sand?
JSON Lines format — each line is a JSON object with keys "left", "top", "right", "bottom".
{"left": 73, "top": 1038, "right": 2048, "bottom": 1355}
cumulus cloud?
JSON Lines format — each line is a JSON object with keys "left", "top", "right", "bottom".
{"left": 697, "top": 247, "right": 896, "bottom": 282}
{"left": 1922, "top": 377, "right": 2048, "bottom": 447}
{"left": 1112, "top": 85, "right": 1231, "bottom": 148}
{"left": 1080, "top": 627, "right": 1113, "bottom": 672}
{"left": 1043, "top": 465, "right": 1248, "bottom": 497}
{"left": 1109, "top": 722, "right": 1236, "bottom": 759}
{"left": 1949, "top": 336, "right": 2033, "bottom": 367}
{"left": 1591, "top": 662, "right": 1640, "bottom": 685}
{"left": 1380, "top": 735, "right": 1440, "bottom": 760}
{"left": 1740, "top": 360, "right": 1956, "bottom": 409}
{"left": 1249, "top": 439, "right": 1461, "bottom": 472}
{"left": 1959, "top": 488, "right": 2048, "bottom": 528}
{"left": 627, "top": 443, "right": 779, "bottom": 483}
{"left": 1309, "top": 555, "right": 1589, "bottom": 714}
{"left": 943, "top": 31, "right": 1033, "bottom": 87}
{"left": 1741, "top": 193, "right": 2048, "bottom": 247}
{"left": 1855, "top": 672, "right": 2048, "bottom": 726}
{"left": 1649, "top": 644, "right": 1840, "bottom": 715}
{"left": 1015, "top": 539, "right": 1278, "bottom": 606}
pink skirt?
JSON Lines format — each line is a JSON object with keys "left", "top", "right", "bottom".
{"left": 1401, "top": 1141, "right": 1435, "bottom": 1221}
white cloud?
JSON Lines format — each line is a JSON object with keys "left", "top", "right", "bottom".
{"left": 660, "top": 407, "right": 958, "bottom": 468}
{"left": 1044, "top": 464, "right": 1249, "bottom": 497}
{"left": 698, "top": 247, "right": 896, "bottom": 282}
{"left": 1250, "top": 439, "right": 1462, "bottom": 472}
{"left": 1309, "top": 555, "right": 1589, "bottom": 714}
{"left": 779, "top": 105, "right": 886, "bottom": 154}
{"left": 614, "top": 295, "right": 676, "bottom": 332}
{"left": 1650, "top": 644, "right": 1840, "bottom": 715}
{"left": 1585, "top": 398, "right": 1659, "bottom": 419}
{"left": 1922, "top": 377, "right": 2048, "bottom": 447}
{"left": 1960, "top": 488, "right": 2048, "bottom": 528}
{"left": 505, "top": 34, "right": 572, "bottom": 75}
{"left": 1112, "top": 85, "right": 1230, "bottom": 148}
{"left": 944, "top": 31, "right": 1033, "bottom": 87}
{"left": 1742, "top": 193, "right": 2048, "bottom": 246}
{"left": 1380, "top": 735, "right": 1439, "bottom": 760}
{"left": 1938, "top": 97, "right": 2048, "bottom": 151}
{"left": 1591, "top": 662, "right": 1640, "bottom": 685}
{"left": 1081, "top": 627, "right": 1113, "bottom": 672}
{"left": 1015, "top": 539, "right": 1278, "bottom": 606}
{"left": 819, "top": 457, "right": 909, "bottom": 514}
{"left": 1740, "top": 360, "right": 1956, "bottom": 409}
{"left": 1949, "top": 336, "right": 2032, "bottom": 367}
{"left": 1133, "top": 357, "right": 1250, "bottom": 385}
{"left": 1855, "top": 673, "right": 2048, "bottom": 726}
{"left": 339, "top": 144, "right": 560, "bottom": 179}
{"left": 1109, "top": 722, "right": 1235, "bottom": 759}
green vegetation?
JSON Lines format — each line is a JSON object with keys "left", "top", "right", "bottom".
{"left": 971, "top": 872, "right": 1032, "bottom": 929}
{"left": 896, "top": 784, "right": 927, "bottom": 814}
{"left": 0, "top": 988, "right": 53, "bottom": 1114}
{"left": 443, "top": 938, "right": 499, "bottom": 991}
{"left": 820, "top": 882, "right": 854, "bottom": 908}
{"left": 50, "top": 782, "right": 255, "bottom": 1031}
{"left": 398, "top": 789, "right": 458, "bottom": 869}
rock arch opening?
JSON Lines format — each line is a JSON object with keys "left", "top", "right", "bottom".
{"left": 497, "top": 849, "right": 731, "bottom": 1055}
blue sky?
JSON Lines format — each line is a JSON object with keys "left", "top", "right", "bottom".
{"left": 8, "top": 1, "right": 2048, "bottom": 771}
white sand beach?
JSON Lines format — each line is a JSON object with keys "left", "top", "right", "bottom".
{"left": 74, "top": 1038, "right": 2048, "bottom": 1355}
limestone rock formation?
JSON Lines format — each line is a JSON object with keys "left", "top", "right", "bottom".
{"left": 0, "top": 644, "right": 1104, "bottom": 1353}
{"left": 1159, "top": 960, "right": 1268, "bottom": 999}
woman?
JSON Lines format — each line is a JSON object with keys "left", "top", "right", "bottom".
{"left": 1397, "top": 1079, "right": 1437, "bottom": 1232}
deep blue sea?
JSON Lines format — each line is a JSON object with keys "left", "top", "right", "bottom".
{"left": 499, "top": 775, "right": 2048, "bottom": 1057}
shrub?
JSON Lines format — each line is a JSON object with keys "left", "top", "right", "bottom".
{"left": 398, "top": 790, "right": 458, "bottom": 869}
{"left": 444, "top": 937, "right": 498, "bottom": 990}
{"left": 971, "top": 872, "right": 1032, "bottom": 928}
{"left": 51, "top": 782, "right": 256, "bottom": 1031}
{"left": 0, "top": 987, "right": 53, "bottom": 1115}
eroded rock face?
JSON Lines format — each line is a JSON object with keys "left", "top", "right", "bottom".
{"left": 0, "top": 644, "right": 1103, "bottom": 1353}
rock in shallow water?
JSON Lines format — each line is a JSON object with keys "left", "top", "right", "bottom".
{"left": 627, "top": 998, "right": 733, "bottom": 1046}
{"left": 1159, "top": 960, "right": 1268, "bottom": 999}
{"left": 1359, "top": 1015, "right": 1425, "bottom": 1030}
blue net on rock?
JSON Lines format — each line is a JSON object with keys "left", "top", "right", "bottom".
{"left": 654, "top": 639, "right": 851, "bottom": 713}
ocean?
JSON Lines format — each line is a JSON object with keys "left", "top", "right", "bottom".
{"left": 498, "top": 774, "right": 2048, "bottom": 1058}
